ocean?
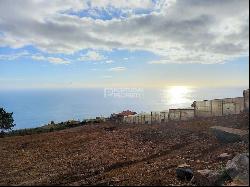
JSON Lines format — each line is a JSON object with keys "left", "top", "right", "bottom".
{"left": 0, "top": 87, "right": 246, "bottom": 129}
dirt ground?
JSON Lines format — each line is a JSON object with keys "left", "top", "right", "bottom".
{"left": 0, "top": 113, "right": 249, "bottom": 186}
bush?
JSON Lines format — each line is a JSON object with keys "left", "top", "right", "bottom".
{"left": 0, "top": 108, "right": 15, "bottom": 134}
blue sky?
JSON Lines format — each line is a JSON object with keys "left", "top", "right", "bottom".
{"left": 0, "top": 0, "right": 249, "bottom": 89}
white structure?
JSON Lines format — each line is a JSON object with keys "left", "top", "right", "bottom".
{"left": 193, "top": 97, "right": 245, "bottom": 118}
{"left": 122, "top": 89, "right": 248, "bottom": 124}
{"left": 144, "top": 113, "right": 152, "bottom": 124}
{"left": 222, "top": 97, "right": 244, "bottom": 115}
{"left": 160, "top": 111, "right": 168, "bottom": 123}
{"left": 150, "top": 111, "right": 161, "bottom": 124}
{"left": 168, "top": 109, "right": 195, "bottom": 121}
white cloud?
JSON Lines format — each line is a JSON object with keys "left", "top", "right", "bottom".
{"left": 47, "top": 57, "right": 70, "bottom": 64}
{"left": 0, "top": 51, "right": 70, "bottom": 64}
{"left": 31, "top": 55, "right": 47, "bottom": 61}
{"left": 31, "top": 55, "right": 70, "bottom": 64}
{"left": 0, "top": 0, "right": 248, "bottom": 64}
{"left": 88, "top": 0, "right": 154, "bottom": 10}
{"left": 78, "top": 51, "right": 106, "bottom": 61}
{"left": 105, "top": 60, "right": 113, "bottom": 64}
{"left": 109, "top": 66, "right": 127, "bottom": 72}
{"left": 0, "top": 51, "right": 29, "bottom": 60}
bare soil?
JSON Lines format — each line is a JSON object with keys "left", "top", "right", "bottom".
{"left": 0, "top": 113, "right": 249, "bottom": 186}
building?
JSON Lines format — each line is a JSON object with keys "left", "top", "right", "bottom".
{"left": 111, "top": 110, "right": 137, "bottom": 123}
{"left": 127, "top": 115, "right": 134, "bottom": 124}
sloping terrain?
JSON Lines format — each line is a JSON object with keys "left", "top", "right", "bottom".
{"left": 0, "top": 113, "right": 248, "bottom": 186}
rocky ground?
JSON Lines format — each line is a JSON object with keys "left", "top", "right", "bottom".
{"left": 0, "top": 113, "right": 249, "bottom": 186}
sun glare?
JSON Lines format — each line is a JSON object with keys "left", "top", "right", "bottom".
{"left": 162, "top": 86, "right": 192, "bottom": 106}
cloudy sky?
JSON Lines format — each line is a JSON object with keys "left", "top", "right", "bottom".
{"left": 0, "top": 0, "right": 249, "bottom": 89}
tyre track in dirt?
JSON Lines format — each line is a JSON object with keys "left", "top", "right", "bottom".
{"left": 64, "top": 132, "right": 195, "bottom": 185}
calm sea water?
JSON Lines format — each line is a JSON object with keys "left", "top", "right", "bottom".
{"left": 0, "top": 87, "right": 246, "bottom": 129}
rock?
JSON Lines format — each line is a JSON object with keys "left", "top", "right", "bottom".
{"left": 227, "top": 179, "right": 249, "bottom": 186}
{"left": 176, "top": 164, "right": 193, "bottom": 181}
{"left": 191, "top": 169, "right": 226, "bottom": 186}
{"left": 218, "top": 153, "right": 231, "bottom": 160}
{"left": 225, "top": 153, "right": 249, "bottom": 186}
{"left": 210, "top": 126, "right": 249, "bottom": 143}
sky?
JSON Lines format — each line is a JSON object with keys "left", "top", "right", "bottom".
{"left": 0, "top": 0, "right": 249, "bottom": 89}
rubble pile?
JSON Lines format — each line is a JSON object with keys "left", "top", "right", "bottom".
{"left": 0, "top": 113, "right": 248, "bottom": 186}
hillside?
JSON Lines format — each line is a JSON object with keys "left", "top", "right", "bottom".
{"left": 0, "top": 113, "right": 249, "bottom": 186}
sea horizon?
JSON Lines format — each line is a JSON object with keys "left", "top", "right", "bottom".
{"left": 0, "top": 86, "right": 248, "bottom": 130}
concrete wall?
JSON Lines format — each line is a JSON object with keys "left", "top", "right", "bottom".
{"left": 123, "top": 116, "right": 128, "bottom": 123}
{"left": 168, "top": 109, "right": 181, "bottom": 121}
{"left": 211, "top": 99, "right": 223, "bottom": 116}
{"left": 160, "top": 111, "right": 168, "bottom": 123}
{"left": 128, "top": 115, "right": 134, "bottom": 123}
{"left": 180, "top": 109, "right": 195, "bottom": 120}
{"left": 169, "top": 109, "right": 195, "bottom": 121}
{"left": 194, "top": 97, "right": 245, "bottom": 118}
{"left": 122, "top": 90, "right": 248, "bottom": 125}
{"left": 144, "top": 114, "right": 152, "bottom": 124}
{"left": 135, "top": 115, "right": 140, "bottom": 124}
{"left": 123, "top": 113, "right": 152, "bottom": 124}
{"left": 132, "top": 115, "right": 136, "bottom": 124}
{"left": 233, "top": 97, "right": 244, "bottom": 114}
{"left": 138, "top": 113, "right": 151, "bottom": 124}
{"left": 222, "top": 98, "right": 235, "bottom": 115}
{"left": 138, "top": 114, "right": 146, "bottom": 124}
{"left": 222, "top": 97, "right": 244, "bottom": 115}
{"left": 138, "top": 114, "right": 143, "bottom": 124}
{"left": 151, "top": 112, "right": 161, "bottom": 124}
{"left": 243, "top": 89, "right": 249, "bottom": 111}
{"left": 193, "top": 100, "right": 212, "bottom": 117}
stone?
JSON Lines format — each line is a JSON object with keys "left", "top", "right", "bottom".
{"left": 228, "top": 179, "right": 249, "bottom": 186}
{"left": 176, "top": 164, "right": 193, "bottom": 181}
{"left": 218, "top": 153, "right": 231, "bottom": 160}
{"left": 210, "top": 126, "right": 249, "bottom": 143}
{"left": 178, "top": 163, "right": 190, "bottom": 168}
{"left": 226, "top": 153, "right": 249, "bottom": 185}
{"left": 191, "top": 169, "right": 226, "bottom": 186}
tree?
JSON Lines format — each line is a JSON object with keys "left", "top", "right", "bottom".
{"left": 0, "top": 108, "right": 15, "bottom": 134}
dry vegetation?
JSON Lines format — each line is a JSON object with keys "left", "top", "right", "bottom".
{"left": 0, "top": 113, "right": 249, "bottom": 186}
